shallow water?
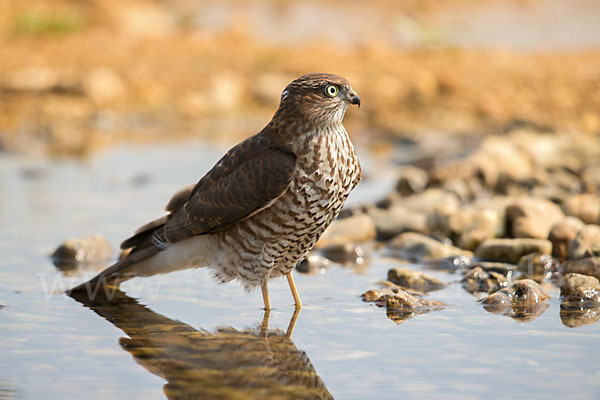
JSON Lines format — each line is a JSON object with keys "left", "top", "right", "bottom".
{"left": 1, "top": 141, "right": 599, "bottom": 399}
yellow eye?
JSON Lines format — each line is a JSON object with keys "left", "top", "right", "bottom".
{"left": 325, "top": 84, "right": 338, "bottom": 97}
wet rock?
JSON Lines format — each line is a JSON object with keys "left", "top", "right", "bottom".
{"left": 422, "top": 255, "right": 472, "bottom": 272}
{"left": 473, "top": 261, "right": 516, "bottom": 275}
{"left": 505, "top": 197, "right": 564, "bottom": 239}
{"left": 395, "top": 188, "right": 460, "bottom": 215}
{"left": 361, "top": 289, "right": 384, "bottom": 303}
{"left": 388, "top": 232, "right": 471, "bottom": 262}
{"left": 481, "top": 279, "right": 550, "bottom": 321}
{"left": 394, "top": 166, "right": 428, "bottom": 196}
{"left": 560, "top": 273, "right": 600, "bottom": 309}
{"left": 296, "top": 254, "right": 331, "bottom": 274}
{"left": 319, "top": 243, "right": 367, "bottom": 265}
{"left": 384, "top": 290, "right": 446, "bottom": 325}
{"left": 474, "top": 238, "right": 552, "bottom": 264}
{"left": 548, "top": 217, "right": 585, "bottom": 261}
{"left": 316, "top": 214, "right": 376, "bottom": 248}
{"left": 517, "top": 253, "right": 558, "bottom": 276}
{"left": 568, "top": 224, "right": 600, "bottom": 260}
{"left": 431, "top": 136, "right": 534, "bottom": 191}
{"left": 461, "top": 266, "right": 508, "bottom": 294}
{"left": 562, "top": 257, "right": 600, "bottom": 280}
{"left": 560, "top": 307, "right": 600, "bottom": 328}
{"left": 51, "top": 235, "right": 113, "bottom": 272}
{"left": 387, "top": 268, "right": 446, "bottom": 292}
{"left": 366, "top": 206, "right": 428, "bottom": 240}
{"left": 563, "top": 194, "right": 600, "bottom": 224}
{"left": 479, "top": 289, "right": 511, "bottom": 313}
{"left": 450, "top": 207, "right": 504, "bottom": 251}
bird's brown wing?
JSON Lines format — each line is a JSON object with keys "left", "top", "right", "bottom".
{"left": 121, "top": 134, "right": 296, "bottom": 251}
{"left": 163, "top": 138, "right": 296, "bottom": 243}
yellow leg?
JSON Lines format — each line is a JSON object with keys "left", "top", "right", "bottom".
{"left": 286, "top": 271, "right": 302, "bottom": 309}
{"left": 261, "top": 280, "right": 271, "bottom": 311}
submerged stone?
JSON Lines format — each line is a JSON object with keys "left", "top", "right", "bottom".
{"left": 461, "top": 267, "right": 508, "bottom": 294}
{"left": 517, "top": 253, "right": 559, "bottom": 276}
{"left": 296, "top": 254, "right": 331, "bottom": 274}
{"left": 362, "top": 287, "right": 445, "bottom": 325}
{"left": 481, "top": 279, "right": 550, "bottom": 322}
{"left": 560, "top": 273, "right": 600, "bottom": 310}
{"left": 387, "top": 267, "right": 446, "bottom": 292}
{"left": 388, "top": 232, "right": 471, "bottom": 262}
{"left": 319, "top": 242, "right": 368, "bottom": 265}
{"left": 51, "top": 234, "right": 113, "bottom": 273}
{"left": 474, "top": 238, "right": 552, "bottom": 264}
{"left": 562, "top": 257, "right": 600, "bottom": 280}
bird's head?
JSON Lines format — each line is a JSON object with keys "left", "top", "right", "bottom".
{"left": 276, "top": 73, "right": 360, "bottom": 126}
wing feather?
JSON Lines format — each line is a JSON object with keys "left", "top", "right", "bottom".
{"left": 163, "top": 138, "right": 296, "bottom": 242}
{"left": 120, "top": 134, "right": 296, "bottom": 250}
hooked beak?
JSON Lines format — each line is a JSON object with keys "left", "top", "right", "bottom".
{"left": 347, "top": 88, "right": 361, "bottom": 108}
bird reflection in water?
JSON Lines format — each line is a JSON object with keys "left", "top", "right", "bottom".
{"left": 69, "top": 290, "right": 333, "bottom": 400}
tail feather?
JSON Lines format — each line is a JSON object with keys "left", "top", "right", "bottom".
{"left": 68, "top": 246, "right": 161, "bottom": 294}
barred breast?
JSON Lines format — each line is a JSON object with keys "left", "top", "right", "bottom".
{"left": 214, "top": 125, "right": 361, "bottom": 289}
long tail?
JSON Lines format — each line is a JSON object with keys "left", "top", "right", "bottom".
{"left": 68, "top": 243, "right": 162, "bottom": 294}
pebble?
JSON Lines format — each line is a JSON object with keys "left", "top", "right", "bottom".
{"left": 394, "top": 166, "right": 428, "bottom": 195}
{"left": 51, "top": 235, "right": 113, "bottom": 270}
{"left": 387, "top": 267, "right": 446, "bottom": 292}
{"left": 548, "top": 217, "right": 585, "bottom": 261}
{"left": 562, "top": 257, "right": 600, "bottom": 280}
{"left": 384, "top": 290, "right": 445, "bottom": 325}
{"left": 474, "top": 238, "right": 552, "bottom": 264}
{"left": 563, "top": 194, "right": 600, "bottom": 224}
{"left": 560, "top": 273, "right": 600, "bottom": 309}
{"left": 516, "top": 253, "right": 558, "bottom": 275}
{"left": 388, "top": 232, "right": 471, "bottom": 262}
{"left": 422, "top": 255, "right": 472, "bottom": 272}
{"left": 296, "top": 254, "right": 331, "bottom": 274}
{"left": 315, "top": 214, "right": 376, "bottom": 248}
{"left": 393, "top": 188, "right": 461, "bottom": 215}
{"left": 450, "top": 207, "right": 505, "bottom": 251}
{"left": 461, "top": 267, "right": 508, "bottom": 294}
{"left": 560, "top": 307, "right": 600, "bottom": 328}
{"left": 366, "top": 206, "right": 428, "bottom": 240}
{"left": 481, "top": 279, "right": 550, "bottom": 321}
{"left": 568, "top": 224, "right": 600, "bottom": 260}
{"left": 361, "top": 289, "right": 382, "bottom": 303}
{"left": 319, "top": 243, "right": 367, "bottom": 265}
{"left": 505, "top": 197, "right": 564, "bottom": 239}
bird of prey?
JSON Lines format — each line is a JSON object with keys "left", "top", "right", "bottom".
{"left": 70, "top": 73, "right": 362, "bottom": 310}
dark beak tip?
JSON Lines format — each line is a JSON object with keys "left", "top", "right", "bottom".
{"left": 351, "top": 95, "right": 361, "bottom": 108}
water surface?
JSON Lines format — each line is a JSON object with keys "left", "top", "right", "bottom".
{"left": 1, "top": 142, "right": 599, "bottom": 399}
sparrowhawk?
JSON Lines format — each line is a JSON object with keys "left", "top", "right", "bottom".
{"left": 71, "top": 73, "right": 362, "bottom": 310}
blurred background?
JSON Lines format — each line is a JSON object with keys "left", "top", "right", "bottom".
{"left": 1, "top": 0, "right": 599, "bottom": 156}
